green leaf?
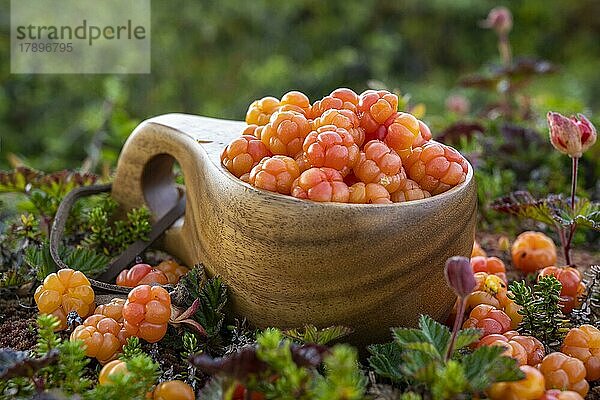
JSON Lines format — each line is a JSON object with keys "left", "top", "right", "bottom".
{"left": 25, "top": 242, "right": 109, "bottom": 280}
{"left": 453, "top": 328, "right": 482, "bottom": 351}
{"left": 63, "top": 247, "right": 110, "bottom": 277}
{"left": 417, "top": 315, "right": 451, "bottom": 359}
{"left": 431, "top": 360, "right": 467, "bottom": 400}
{"left": 492, "top": 192, "right": 600, "bottom": 232}
{"left": 282, "top": 325, "right": 353, "bottom": 345}
{"left": 491, "top": 191, "right": 561, "bottom": 226}
{"left": 392, "top": 328, "right": 428, "bottom": 346}
{"left": 400, "top": 350, "right": 437, "bottom": 384}
{"left": 402, "top": 342, "right": 439, "bottom": 355}
{"left": 462, "top": 346, "right": 523, "bottom": 391}
{"left": 367, "top": 342, "right": 405, "bottom": 383}
{"left": 0, "top": 167, "right": 42, "bottom": 193}
{"left": 571, "top": 199, "right": 600, "bottom": 231}
{"left": 195, "top": 276, "right": 228, "bottom": 337}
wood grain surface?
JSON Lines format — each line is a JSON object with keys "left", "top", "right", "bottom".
{"left": 111, "top": 114, "right": 477, "bottom": 347}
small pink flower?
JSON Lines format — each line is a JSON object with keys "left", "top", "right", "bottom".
{"left": 547, "top": 112, "right": 597, "bottom": 158}
{"left": 445, "top": 95, "right": 470, "bottom": 115}
{"left": 444, "top": 256, "right": 476, "bottom": 298}
{"left": 482, "top": 7, "right": 513, "bottom": 35}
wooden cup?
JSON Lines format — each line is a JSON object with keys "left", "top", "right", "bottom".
{"left": 112, "top": 113, "right": 477, "bottom": 347}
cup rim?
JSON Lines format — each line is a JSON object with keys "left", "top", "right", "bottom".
{"left": 220, "top": 158, "right": 474, "bottom": 208}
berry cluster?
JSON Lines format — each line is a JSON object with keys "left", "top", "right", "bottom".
{"left": 116, "top": 261, "right": 189, "bottom": 287}
{"left": 35, "top": 266, "right": 182, "bottom": 365}
{"left": 34, "top": 269, "right": 95, "bottom": 331}
{"left": 467, "top": 238, "right": 592, "bottom": 400}
{"left": 122, "top": 285, "right": 172, "bottom": 343}
{"left": 70, "top": 314, "right": 128, "bottom": 364}
{"left": 222, "top": 89, "right": 469, "bottom": 203}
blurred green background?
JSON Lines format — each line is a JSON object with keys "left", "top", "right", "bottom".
{"left": 1, "top": 0, "right": 598, "bottom": 170}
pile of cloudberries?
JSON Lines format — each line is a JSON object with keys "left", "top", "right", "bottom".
{"left": 36, "top": 268, "right": 175, "bottom": 364}
{"left": 221, "top": 89, "right": 469, "bottom": 203}
{"left": 468, "top": 236, "right": 596, "bottom": 400}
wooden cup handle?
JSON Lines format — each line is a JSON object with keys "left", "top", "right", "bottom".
{"left": 111, "top": 114, "right": 245, "bottom": 265}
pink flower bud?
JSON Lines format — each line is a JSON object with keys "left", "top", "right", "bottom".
{"left": 547, "top": 112, "right": 597, "bottom": 158}
{"left": 482, "top": 7, "right": 513, "bottom": 35}
{"left": 444, "top": 256, "right": 476, "bottom": 298}
{"left": 445, "top": 95, "right": 470, "bottom": 115}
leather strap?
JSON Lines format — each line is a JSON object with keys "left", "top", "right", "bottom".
{"left": 49, "top": 183, "right": 186, "bottom": 294}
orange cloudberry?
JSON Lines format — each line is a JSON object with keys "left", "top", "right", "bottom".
{"left": 249, "top": 155, "right": 300, "bottom": 195}
{"left": 95, "top": 298, "right": 126, "bottom": 322}
{"left": 539, "top": 389, "right": 585, "bottom": 400}
{"left": 561, "top": 324, "right": 600, "bottom": 381}
{"left": 310, "top": 88, "right": 359, "bottom": 119}
{"left": 312, "top": 108, "right": 365, "bottom": 147}
{"left": 488, "top": 365, "right": 545, "bottom": 400}
{"left": 538, "top": 266, "right": 584, "bottom": 313}
{"left": 358, "top": 90, "right": 398, "bottom": 140}
{"left": 471, "top": 256, "right": 507, "bottom": 283}
{"left": 463, "top": 304, "right": 511, "bottom": 336}
{"left": 390, "top": 178, "right": 431, "bottom": 202}
{"left": 354, "top": 140, "right": 404, "bottom": 193}
{"left": 156, "top": 260, "right": 189, "bottom": 285}
{"left": 122, "top": 285, "right": 171, "bottom": 343}
{"left": 384, "top": 112, "right": 420, "bottom": 157}
{"left": 348, "top": 182, "right": 391, "bottom": 204}
{"left": 413, "top": 119, "right": 433, "bottom": 147}
{"left": 302, "top": 125, "right": 359, "bottom": 172}
{"left": 116, "top": 263, "right": 168, "bottom": 288}
{"left": 153, "top": 380, "right": 195, "bottom": 400}
{"left": 245, "top": 96, "right": 280, "bottom": 126}
{"left": 403, "top": 141, "right": 468, "bottom": 195}
{"left": 261, "top": 111, "right": 311, "bottom": 157}
{"left": 539, "top": 352, "right": 588, "bottom": 397}
{"left": 70, "top": 314, "right": 127, "bottom": 364}
{"left": 511, "top": 231, "right": 557, "bottom": 273}
{"left": 221, "top": 135, "right": 271, "bottom": 181}
{"left": 291, "top": 167, "right": 350, "bottom": 203}
{"left": 279, "top": 91, "right": 311, "bottom": 117}
{"left": 34, "top": 269, "right": 95, "bottom": 331}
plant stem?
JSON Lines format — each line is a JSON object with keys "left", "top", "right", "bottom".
{"left": 564, "top": 223, "right": 577, "bottom": 266}
{"left": 564, "top": 156, "right": 579, "bottom": 266}
{"left": 445, "top": 297, "right": 466, "bottom": 362}
{"left": 571, "top": 157, "right": 578, "bottom": 213}
{"left": 498, "top": 32, "right": 512, "bottom": 67}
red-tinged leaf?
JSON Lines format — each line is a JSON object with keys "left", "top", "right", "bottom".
{"left": 0, "top": 348, "right": 59, "bottom": 379}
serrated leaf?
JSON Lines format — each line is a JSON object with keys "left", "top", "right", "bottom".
{"left": 367, "top": 342, "right": 404, "bottom": 383}
{"left": 400, "top": 350, "right": 437, "bottom": 384}
{"left": 491, "top": 191, "right": 558, "bottom": 226}
{"left": 462, "top": 345, "right": 523, "bottom": 391}
{"left": 402, "top": 342, "right": 439, "bottom": 354}
{"left": 282, "top": 325, "right": 353, "bottom": 345}
{"left": 492, "top": 191, "right": 600, "bottom": 232}
{"left": 453, "top": 328, "right": 482, "bottom": 351}
{"left": 417, "top": 315, "right": 450, "bottom": 359}
{"left": 392, "top": 328, "right": 428, "bottom": 346}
